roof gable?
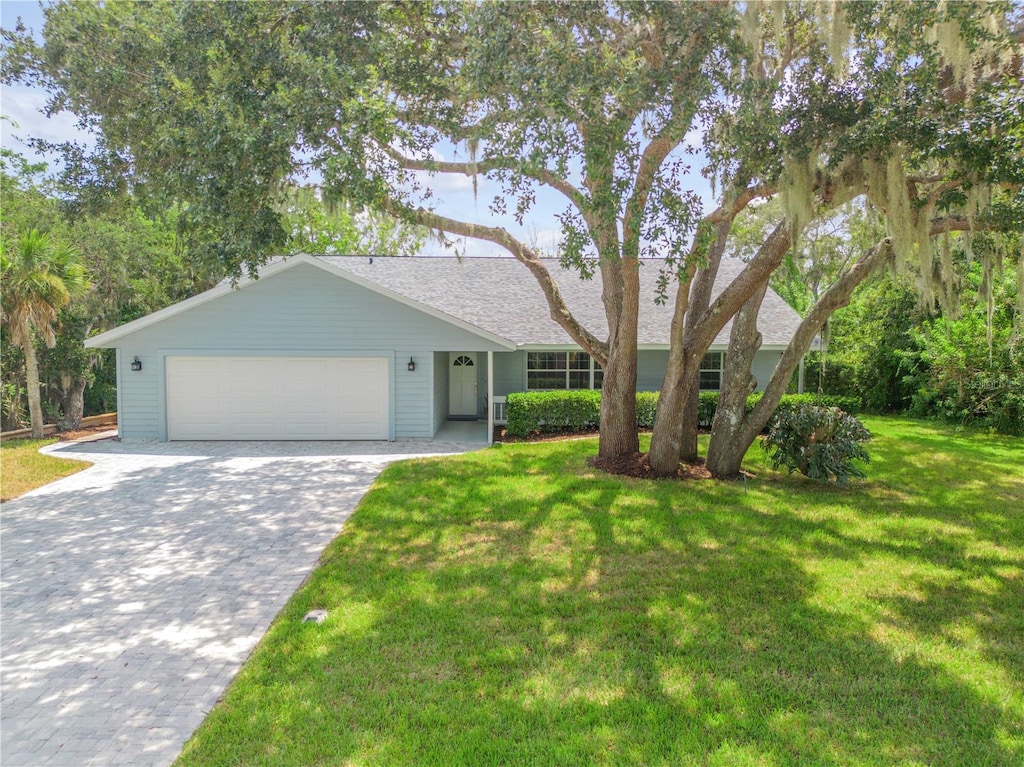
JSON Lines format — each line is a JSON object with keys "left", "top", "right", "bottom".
{"left": 85, "top": 253, "right": 516, "bottom": 349}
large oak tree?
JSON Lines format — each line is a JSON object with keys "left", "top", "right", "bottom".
{"left": 6, "top": 1, "right": 1021, "bottom": 471}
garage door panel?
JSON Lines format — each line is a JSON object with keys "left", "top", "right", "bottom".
{"left": 166, "top": 356, "right": 389, "bottom": 440}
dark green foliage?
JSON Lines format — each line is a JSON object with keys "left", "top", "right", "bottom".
{"left": 775, "top": 393, "right": 862, "bottom": 415}
{"left": 805, "top": 274, "right": 924, "bottom": 412}
{"left": 907, "top": 259, "right": 1023, "bottom": 435}
{"left": 810, "top": 240, "right": 1023, "bottom": 435}
{"left": 763, "top": 405, "right": 872, "bottom": 485}
{"left": 635, "top": 391, "right": 659, "bottom": 429}
{"left": 697, "top": 391, "right": 719, "bottom": 429}
{"left": 505, "top": 391, "right": 602, "bottom": 437}
{"left": 506, "top": 389, "right": 861, "bottom": 438}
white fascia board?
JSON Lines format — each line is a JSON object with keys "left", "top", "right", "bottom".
{"left": 87, "top": 253, "right": 517, "bottom": 350}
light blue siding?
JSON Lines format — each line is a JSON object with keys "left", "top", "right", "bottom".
{"left": 108, "top": 261, "right": 796, "bottom": 441}
{"left": 113, "top": 263, "right": 507, "bottom": 441}
{"left": 493, "top": 351, "right": 525, "bottom": 396}
{"left": 637, "top": 350, "right": 669, "bottom": 391}
{"left": 751, "top": 350, "right": 785, "bottom": 391}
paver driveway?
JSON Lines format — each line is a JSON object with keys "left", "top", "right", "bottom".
{"left": 1, "top": 437, "right": 479, "bottom": 767}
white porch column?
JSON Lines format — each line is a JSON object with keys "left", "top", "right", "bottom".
{"left": 798, "top": 355, "right": 805, "bottom": 394}
{"left": 487, "top": 350, "right": 494, "bottom": 445}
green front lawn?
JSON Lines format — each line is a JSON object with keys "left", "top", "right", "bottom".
{"left": 0, "top": 438, "right": 92, "bottom": 502}
{"left": 176, "top": 417, "right": 1024, "bottom": 767}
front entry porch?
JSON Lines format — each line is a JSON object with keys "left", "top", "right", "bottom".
{"left": 434, "top": 419, "right": 489, "bottom": 444}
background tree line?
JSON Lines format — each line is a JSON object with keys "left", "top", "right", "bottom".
{"left": 737, "top": 199, "right": 1023, "bottom": 435}
{"left": 0, "top": 146, "right": 425, "bottom": 434}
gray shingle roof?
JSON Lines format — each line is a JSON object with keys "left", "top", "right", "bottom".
{"left": 317, "top": 255, "right": 804, "bottom": 348}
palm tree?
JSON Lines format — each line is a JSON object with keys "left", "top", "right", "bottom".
{"left": 1, "top": 230, "right": 88, "bottom": 438}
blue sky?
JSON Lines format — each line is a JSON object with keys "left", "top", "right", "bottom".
{"left": 1, "top": 1, "right": 715, "bottom": 258}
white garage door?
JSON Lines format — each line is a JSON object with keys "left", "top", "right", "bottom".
{"left": 166, "top": 356, "right": 389, "bottom": 440}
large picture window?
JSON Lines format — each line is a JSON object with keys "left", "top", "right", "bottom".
{"left": 700, "top": 352, "right": 724, "bottom": 391}
{"left": 527, "top": 351, "right": 603, "bottom": 390}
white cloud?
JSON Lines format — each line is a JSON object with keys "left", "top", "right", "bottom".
{"left": 683, "top": 126, "right": 704, "bottom": 150}
{"left": 1, "top": 86, "right": 94, "bottom": 167}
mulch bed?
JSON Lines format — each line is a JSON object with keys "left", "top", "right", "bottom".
{"left": 493, "top": 426, "right": 602, "bottom": 444}
{"left": 588, "top": 452, "right": 714, "bottom": 480}
{"left": 57, "top": 424, "right": 118, "bottom": 442}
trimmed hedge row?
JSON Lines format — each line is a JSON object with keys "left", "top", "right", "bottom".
{"left": 504, "top": 389, "right": 861, "bottom": 437}
{"left": 505, "top": 390, "right": 602, "bottom": 437}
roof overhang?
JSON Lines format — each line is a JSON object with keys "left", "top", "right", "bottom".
{"left": 86, "top": 253, "right": 517, "bottom": 350}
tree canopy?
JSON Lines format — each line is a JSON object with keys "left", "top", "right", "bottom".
{"left": 5, "top": 0, "right": 1021, "bottom": 470}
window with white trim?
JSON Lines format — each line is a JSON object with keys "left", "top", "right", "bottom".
{"left": 699, "top": 352, "right": 724, "bottom": 391}
{"left": 527, "top": 351, "right": 603, "bottom": 390}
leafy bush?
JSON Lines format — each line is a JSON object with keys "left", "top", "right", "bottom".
{"left": 763, "top": 404, "right": 872, "bottom": 485}
{"left": 697, "top": 391, "right": 719, "bottom": 428}
{"left": 907, "top": 268, "right": 1023, "bottom": 435}
{"left": 506, "top": 391, "right": 662, "bottom": 436}
{"left": 505, "top": 390, "right": 602, "bottom": 436}
{"left": 635, "top": 391, "right": 659, "bottom": 428}
{"left": 505, "top": 389, "right": 862, "bottom": 438}
{"left": 776, "top": 393, "right": 861, "bottom": 414}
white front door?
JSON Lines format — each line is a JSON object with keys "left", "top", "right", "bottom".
{"left": 449, "top": 353, "right": 478, "bottom": 417}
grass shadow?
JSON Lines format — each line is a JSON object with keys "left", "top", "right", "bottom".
{"left": 176, "top": 422, "right": 1023, "bottom": 766}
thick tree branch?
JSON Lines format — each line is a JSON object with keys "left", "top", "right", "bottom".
{"left": 385, "top": 146, "right": 588, "bottom": 212}
{"left": 687, "top": 220, "right": 792, "bottom": 356}
{"left": 929, "top": 213, "right": 1011, "bottom": 234}
{"left": 380, "top": 198, "right": 608, "bottom": 363}
{"left": 705, "top": 183, "right": 776, "bottom": 224}
{"left": 621, "top": 117, "right": 688, "bottom": 250}
{"left": 746, "top": 237, "right": 895, "bottom": 437}
{"left": 687, "top": 161, "right": 865, "bottom": 356}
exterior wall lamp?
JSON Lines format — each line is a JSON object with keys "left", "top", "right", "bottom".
{"left": 407, "top": 357, "right": 416, "bottom": 372}
{"left": 131, "top": 356, "right": 143, "bottom": 372}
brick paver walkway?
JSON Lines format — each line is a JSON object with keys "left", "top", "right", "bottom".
{"left": 1, "top": 438, "right": 477, "bottom": 767}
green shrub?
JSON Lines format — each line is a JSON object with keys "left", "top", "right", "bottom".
{"left": 776, "top": 393, "right": 861, "bottom": 414}
{"left": 697, "top": 391, "right": 719, "bottom": 428}
{"left": 504, "top": 389, "right": 862, "bottom": 439}
{"left": 505, "top": 390, "right": 602, "bottom": 436}
{"left": 762, "top": 404, "right": 872, "bottom": 485}
{"left": 635, "top": 391, "right": 659, "bottom": 428}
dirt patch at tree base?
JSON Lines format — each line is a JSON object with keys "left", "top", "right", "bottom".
{"left": 57, "top": 425, "right": 118, "bottom": 442}
{"left": 588, "top": 452, "right": 716, "bottom": 481}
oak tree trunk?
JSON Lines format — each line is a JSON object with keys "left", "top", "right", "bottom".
{"left": 704, "top": 238, "right": 893, "bottom": 477}
{"left": 648, "top": 221, "right": 793, "bottom": 476}
{"left": 598, "top": 340, "right": 639, "bottom": 458}
{"left": 678, "top": 222, "right": 729, "bottom": 461}
{"left": 597, "top": 253, "right": 640, "bottom": 459}
{"left": 648, "top": 349, "right": 695, "bottom": 474}
{"left": 706, "top": 283, "right": 767, "bottom": 477}
{"left": 648, "top": 263, "right": 695, "bottom": 474}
